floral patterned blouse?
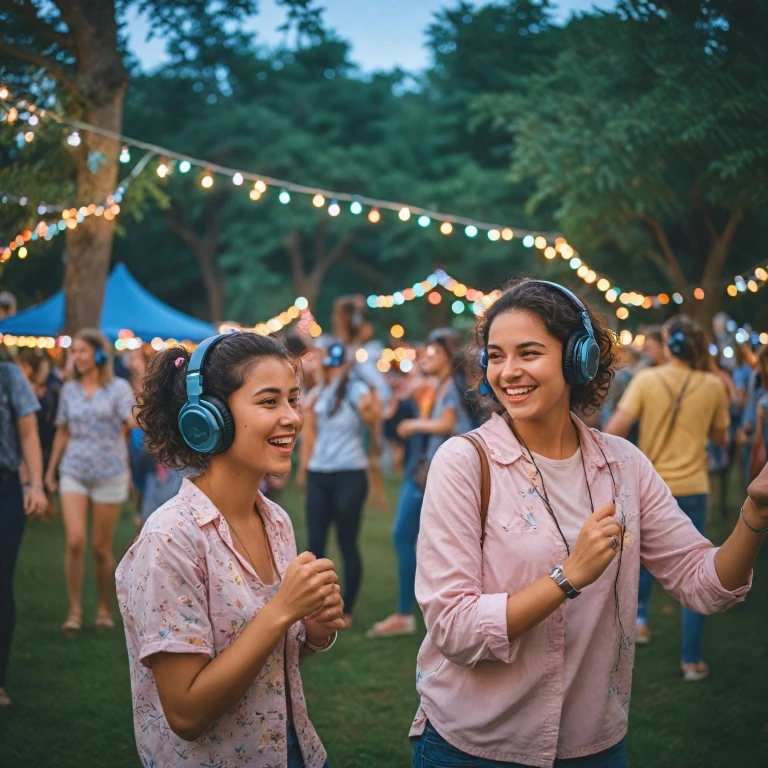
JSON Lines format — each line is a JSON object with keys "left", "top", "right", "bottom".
{"left": 115, "top": 478, "right": 329, "bottom": 768}
{"left": 56, "top": 377, "right": 135, "bottom": 482}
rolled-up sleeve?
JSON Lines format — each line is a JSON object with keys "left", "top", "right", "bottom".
{"left": 637, "top": 451, "right": 751, "bottom": 614}
{"left": 117, "top": 531, "right": 215, "bottom": 668}
{"left": 415, "top": 439, "right": 518, "bottom": 668}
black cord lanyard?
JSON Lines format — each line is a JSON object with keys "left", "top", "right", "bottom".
{"left": 508, "top": 419, "right": 594, "bottom": 556}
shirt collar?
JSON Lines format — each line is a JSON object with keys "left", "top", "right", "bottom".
{"left": 178, "top": 477, "right": 220, "bottom": 527}
{"left": 479, "top": 411, "right": 619, "bottom": 482}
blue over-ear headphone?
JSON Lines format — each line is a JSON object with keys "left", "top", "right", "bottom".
{"left": 323, "top": 341, "right": 346, "bottom": 368}
{"left": 94, "top": 345, "right": 107, "bottom": 367}
{"left": 667, "top": 330, "right": 688, "bottom": 358}
{"left": 178, "top": 333, "right": 236, "bottom": 455}
{"left": 480, "top": 280, "right": 600, "bottom": 395}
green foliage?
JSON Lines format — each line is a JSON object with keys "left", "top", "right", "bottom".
{"left": 479, "top": 0, "right": 768, "bottom": 299}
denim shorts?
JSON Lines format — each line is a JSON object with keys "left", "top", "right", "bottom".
{"left": 59, "top": 473, "right": 129, "bottom": 504}
{"left": 412, "top": 720, "right": 628, "bottom": 767}
{"left": 287, "top": 722, "right": 330, "bottom": 768}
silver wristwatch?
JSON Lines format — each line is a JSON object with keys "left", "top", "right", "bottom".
{"left": 549, "top": 565, "right": 581, "bottom": 599}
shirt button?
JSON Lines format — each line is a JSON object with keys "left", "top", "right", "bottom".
{"left": 550, "top": 719, "right": 557, "bottom": 726}
{"left": 556, "top": 616, "right": 563, "bottom": 623}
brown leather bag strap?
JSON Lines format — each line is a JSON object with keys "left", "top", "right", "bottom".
{"left": 457, "top": 434, "right": 491, "bottom": 548}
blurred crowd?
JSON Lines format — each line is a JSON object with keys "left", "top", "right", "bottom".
{"left": 1, "top": 286, "right": 766, "bottom": 710}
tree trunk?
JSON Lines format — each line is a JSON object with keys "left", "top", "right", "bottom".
{"left": 196, "top": 244, "right": 225, "bottom": 323}
{"left": 286, "top": 226, "right": 356, "bottom": 312}
{"left": 62, "top": 0, "right": 128, "bottom": 334}
{"left": 163, "top": 207, "right": 225, "bottom": 323}
{"left": 693, "top": 210, "right": 744, "bottom": 327}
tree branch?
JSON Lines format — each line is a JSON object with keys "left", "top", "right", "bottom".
{"left": 0, "top": 0, "right": 75, "bottom": 51}
{"left": 640, "top": 213, "right": 687, "bottom": 290}
{"left": 163, "top": 208, "right": 203, "bottom": 255}
{"left": 312, "top": 231, "right": 356, "bottom": 277}
{"left": 340, "top": 254, "right": 387, "bottom": 286}
{"left": 702, "top": 209, "right": 744, "bottom": 286}
{"left": 0, "top": 38, "right": 82, "bottom": 101}
{"left": 286, "top": 230, "right": 305, "bottom": 288}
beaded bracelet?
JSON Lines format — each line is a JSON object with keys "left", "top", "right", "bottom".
{"left": 739, "top": 506, "right": 768, "bottom": 536}
{"left": 306, "top": 631, "right": 337, "bottom": 653}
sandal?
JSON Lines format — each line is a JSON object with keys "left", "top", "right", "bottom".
{"left": 61, "top": 612, "right": 83, "bottom": 632}
{"left": 95, "top": 611, "right": 115, "bottom": 629}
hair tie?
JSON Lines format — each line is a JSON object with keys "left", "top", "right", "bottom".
{"left": 174, "top": 356, "right": 185, "bottom": 369}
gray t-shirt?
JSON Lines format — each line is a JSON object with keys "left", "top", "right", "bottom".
{"left": 0, "top": 363, "right": 41, "bottom": 472}
{"left": 56, "top": 377, "right": 135, "bottom": 483}
{"left": 424, "top": 379, "right": 474, "bottom": 465}
{"left": 308, "top": 377, "right": 370, "bottom": 473}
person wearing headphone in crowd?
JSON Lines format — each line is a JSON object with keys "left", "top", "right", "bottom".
{"left": 605, "top": 316, "right": 730, "bottom": 679}
{"left": 116, "top": 332, "right": 344, "bottom": 768}
{"left": 367, "top": 329, "right": 474, "bottom": 639}
{"left": 410, "top": 279, "right": 766, "bottom": 767}
{"left": 299, "top": 339, "right": 381, "bottom": 629}
{"left": 44, "top": 328, "right": 136, "bottom": 632}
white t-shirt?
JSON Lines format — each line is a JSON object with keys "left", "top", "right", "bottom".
{"left": 529, "top": 448, "right": 593, "bottom": 550}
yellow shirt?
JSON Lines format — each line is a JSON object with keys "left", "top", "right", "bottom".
{"left": 617, "top": 364, "right": 730, "bottom": 497}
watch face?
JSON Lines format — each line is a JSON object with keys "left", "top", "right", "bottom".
{"left": 550, "top": 566, "right": 563, "bottom": 579}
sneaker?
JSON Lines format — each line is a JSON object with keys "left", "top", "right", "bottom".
{"left": 365, "top": 613, "right": 416, "bottom": 638}
{"left": 0, "top": 688, "right": 11, "bottom": 708}
{"left": 681, "top": 662, "right": 709, "bottom": 682}
{"left": 635, "top": 623, "right": 650, "bottom": 645}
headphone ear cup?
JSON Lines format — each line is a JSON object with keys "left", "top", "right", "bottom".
{"left": 562, "top": 333, "right": 579, "bottom": 385}
{"left": 201, "top": 395, "right": 235, "bottom": 454}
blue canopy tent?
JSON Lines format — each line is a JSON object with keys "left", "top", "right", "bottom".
{"left": 0, "top": 262, "right": 215, "bottom": 342}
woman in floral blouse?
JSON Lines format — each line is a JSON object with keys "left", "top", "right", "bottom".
{"left": 45, "top": 328, "right": 135, "bottom": 632}
{"left": 116, "top": 332, "right": 345, "bottom": 768}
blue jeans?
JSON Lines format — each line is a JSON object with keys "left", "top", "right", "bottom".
{"left": 636, "top": 493, "right": 708, "bottom": 664}
{"left": 392, "top": 479, "right": 424, "bottom": 614}
{"left": 413, "top": 721, "right": 628, "bottom": 767}
{"left": 287, "top": 722, "right": 330, "bottom": 768}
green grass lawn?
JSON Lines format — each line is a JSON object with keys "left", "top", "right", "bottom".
{"left": 2, "top": 478, "right": 767, "bottom": 767}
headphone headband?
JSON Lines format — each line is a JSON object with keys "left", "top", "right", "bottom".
{"left": 186, "top": 333, "right": 232, "bottom": 404}
{"left": 529, "top": 280, "right": 595, "bottom": 339}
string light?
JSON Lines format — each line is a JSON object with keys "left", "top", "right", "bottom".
{"left": 201, "top": 173, "right": 214, "bottom": 189}
{"left": 232, "top": 172, "right": 244, "bottom": 186}
{"left": 279, "top": 190, "right": 291, "bottom": 204}
{"left": 6, "top": 92, "right": 766, "bottom": 313}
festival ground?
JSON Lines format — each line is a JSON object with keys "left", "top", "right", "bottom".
{"left": 3, "top": 476, "right": 766, "bottom": 768}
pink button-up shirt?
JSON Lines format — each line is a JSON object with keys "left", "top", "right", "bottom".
{"left": 116, "top": 479, "right": 328, "bottom": 768}
{"left": 410, "top": 414, "right": 750, "bottom": 766}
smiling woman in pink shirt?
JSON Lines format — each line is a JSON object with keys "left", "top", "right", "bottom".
{"left": 410, "top": 279, "right": 768, "bottom": 768}
{"left": 116, "top": 332, "right": 346, "bottom": 768}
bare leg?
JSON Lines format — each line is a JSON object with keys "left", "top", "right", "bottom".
{"left": 60, "top": 493, "right": 89, "bottom": 621}
{"left": 91, "top": 502, "right": 121, "bottom": 619}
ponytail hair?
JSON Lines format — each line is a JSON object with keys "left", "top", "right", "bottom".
{"left": 662, "top": 315, "right": 709, "bottom": 371}
{"left": 136, "top": 333, "right": 297, "bottom": 471}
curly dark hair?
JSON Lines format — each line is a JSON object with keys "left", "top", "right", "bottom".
{"left": 472, "top": 277, "right": 619, "bottom": 415}
{"left": 135, "top": 332, "right": 298, "bottom": 472}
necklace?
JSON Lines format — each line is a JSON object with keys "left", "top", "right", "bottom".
{"left": 203, "top": 475, "right": 272, "bottom": 578}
